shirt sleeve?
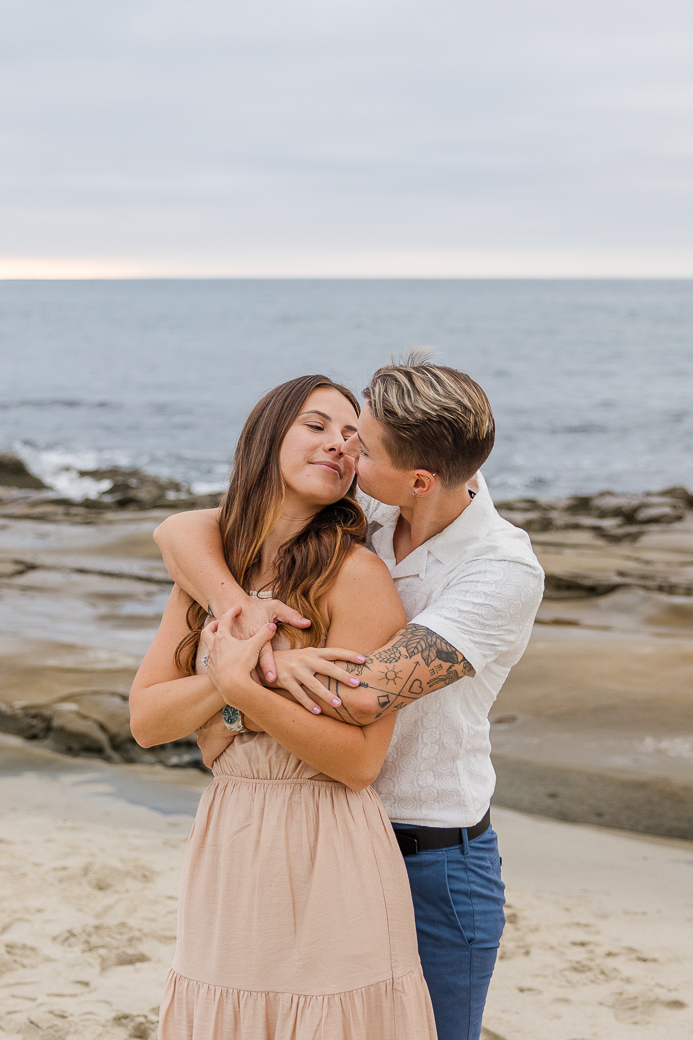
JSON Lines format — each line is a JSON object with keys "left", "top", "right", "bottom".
{"left": 412, "top": 558, "right": 545, "bottom": 673}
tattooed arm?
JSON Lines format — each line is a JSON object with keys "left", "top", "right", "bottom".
{"left": 271, "top": 623, "right": 475, "bottom": 727}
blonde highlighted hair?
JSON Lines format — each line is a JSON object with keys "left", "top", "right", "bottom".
{"left": 363, "top": 350, "right": 495, "bottom": 486}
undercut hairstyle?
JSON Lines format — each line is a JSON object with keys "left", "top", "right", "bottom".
{"left": 363, "top": 350, "right": 495, "bottom": 487}
{"left": 175, "top": 375, "right": 366, "bottom": 674}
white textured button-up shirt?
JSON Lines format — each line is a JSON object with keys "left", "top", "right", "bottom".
{"left": 358, "top": 473, "right": 544, "bottom": 828}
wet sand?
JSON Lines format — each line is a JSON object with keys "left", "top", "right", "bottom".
{"left": 0, "top": 511, "right": 169, "bottom": 705}
{"left": 491, "top": 512, "right": 693, "bottom": 839}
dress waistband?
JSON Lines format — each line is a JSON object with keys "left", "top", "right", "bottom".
{"left": 211, "top": 773, "right": 340, "bottom": 785}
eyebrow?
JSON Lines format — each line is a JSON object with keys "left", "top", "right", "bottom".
{"left": 299, "top": 409, "right": 358, "bottom": 433}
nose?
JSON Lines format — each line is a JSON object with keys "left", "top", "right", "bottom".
{"left": 324, "top": 431, "right": 345, "bottom": 455}
{"left": 343, "top": 431, "right": 360, "bottom": 460}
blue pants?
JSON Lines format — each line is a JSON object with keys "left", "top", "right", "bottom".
{"left": 393, "top": 824, "right": 506, "bottom": 1040}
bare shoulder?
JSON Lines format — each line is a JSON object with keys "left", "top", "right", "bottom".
{"left": 324, "top": 546, "right": 405, "bottom": 644}
{"left": 333, "top": 545, "right": 395, "bottom": 592}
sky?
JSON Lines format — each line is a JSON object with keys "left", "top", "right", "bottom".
{"left": 2, "top": 0, "right": 693, "bottom": 277}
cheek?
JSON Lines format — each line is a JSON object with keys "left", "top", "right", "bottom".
{"left": 279, "top": 429, "right": 311, "bottom": 473}
{"left": 278, "top": 446, "right": 305, "bottom": 487}
{"left": 279, "top": 429, "right": 299, "bottom": 461}
{"left": 356, "top": 458, "right": 376, "bottom": 490}
{"left": 362, "top": 459, "right": 398, "bottom": 496}
{"left": 361, "top": 457, "right": 380, "bottom": 480}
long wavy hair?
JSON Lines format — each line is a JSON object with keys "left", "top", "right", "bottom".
{"left": 175, "top": 375, "right": 366, "bottom": 674}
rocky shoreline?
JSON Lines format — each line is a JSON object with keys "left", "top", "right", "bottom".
{"left": 499, "top": 485, "right": 693, "bottom": 598}
{"left": 0, "top": 458, "right": 207, "bottom": 768}
{"left": 0, "top": 452, "right": 221, "bottom": 518}
{"left": 0, "top": 453, "right": 691, "bottom": 840}
{"left": 0, "top": 692, "right": 203, "bottom": 770}
{"left": 499, "top": 485, "right": 693, "bottom": 539}
{"left": 1, "top": 449, "right": 691, "bottom": 536}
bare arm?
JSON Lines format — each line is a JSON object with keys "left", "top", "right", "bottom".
{"left": 153, "top": 509, "right": 237, "bottom": 620}
{"left": 153, "top": 508, "right": 311, "bottom": 680}
{"left": 270, "top": 623, "right": 475, "bottom": 727}
{"left": 129, "top": 584, "right": 227, "bottom": 747}
{"left": 206, "top": 550, "right": 408, "bottom": 790}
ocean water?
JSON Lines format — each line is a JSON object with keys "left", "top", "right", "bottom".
{"left": 0, "top": 279, "right": 691, "bottom": 501}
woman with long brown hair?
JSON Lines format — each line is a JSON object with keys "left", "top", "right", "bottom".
{"left": 129, "top": 375, "right": 436, "bottom": 1039}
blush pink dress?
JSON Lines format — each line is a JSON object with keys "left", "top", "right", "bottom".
{"left": 158, "top": 594, "right": 436, "bottom": 1040}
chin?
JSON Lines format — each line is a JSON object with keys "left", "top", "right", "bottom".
{"left": 356, "top": 475, "right": 377, "bottom": 500}
{"left": 303, "top": 483, "right": 349, "bottom": 509}
{"left": 357, "top": 475, "right": 399, "bottom": 506}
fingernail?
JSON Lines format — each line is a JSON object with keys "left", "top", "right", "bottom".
{"left": 268, "top": 623, "right": 277, "bottom": 631}
{"left": 357, "top": 655, "right": 366, "bottom": 663}
{"left": 331, "top": 697, "right": 341, "bottom": 707}
{"left": 266, "top": 672, "right": 275, "bottom": 681}
{"left": 312, "top": 706, "right": 321, "bottom": 714}
{"left": 349, "top": 677, "right": 360, "bottom": 686}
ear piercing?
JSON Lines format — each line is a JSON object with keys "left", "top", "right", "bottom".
{"left": 413, "top": 475, "right": 433, "bottom": 497}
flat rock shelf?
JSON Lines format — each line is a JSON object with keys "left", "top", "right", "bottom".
{"left": 0, "top": 481, "right": 691, "bottom": 839}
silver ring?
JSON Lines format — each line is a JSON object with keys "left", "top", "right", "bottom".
{"left": 202, "top": 653, "right": 209, "bottom": 668}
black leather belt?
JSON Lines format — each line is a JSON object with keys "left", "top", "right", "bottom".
{"left": 394, "top": 809, "right": 491, "bottom": 856}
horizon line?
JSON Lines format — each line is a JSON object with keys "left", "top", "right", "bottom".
{"left": 2, "top": 273, "right": 693, "bottom": 282}
{"left": 3, "top": 254, "right": 693, "bottom": 281}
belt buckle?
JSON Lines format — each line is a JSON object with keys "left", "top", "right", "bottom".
{"left": 396, "top": 832, "right": 419, "bottom": 856}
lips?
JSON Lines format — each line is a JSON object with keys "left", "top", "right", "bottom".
{"left": 311, "top": 461, "right": 343, "bottom": 477}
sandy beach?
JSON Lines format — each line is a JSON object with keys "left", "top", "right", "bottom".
{"left": 0, "top": 484, "right": 692, "bottom": 1038}
{"left": 0, "top": 736, "right": 691, "bottom": 1040}
{"left": 0, "top": 738, "right": 201, "bottom": 1040}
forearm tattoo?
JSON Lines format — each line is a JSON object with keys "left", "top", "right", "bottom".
{"left": 326, "top": 623, "right": 475, "bottom": 722}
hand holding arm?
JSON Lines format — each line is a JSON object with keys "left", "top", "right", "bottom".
{"left": 269, "top": 624, "right": 475, "bottom": 726}
{"left": 129, "top": 585, "right": 276, "bottom": 749}
{"left": 153, "top": 508, "right": 310, "bottom": 681}
{"left": 263, "top": 646, "right": 365, "bottom": 714}
{"left": 205, "top": 618, "right": 394, "bottom": 791}
{"left": 204, "top": 551, "right": 408, "bottom": 790}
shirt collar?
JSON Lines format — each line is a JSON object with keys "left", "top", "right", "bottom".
{"left": 367, "top": 471, "right": 496, "bottom": 580}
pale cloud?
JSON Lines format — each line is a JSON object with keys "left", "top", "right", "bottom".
{"left": 2, "top": 0, "right": 693, "bottom": 275}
